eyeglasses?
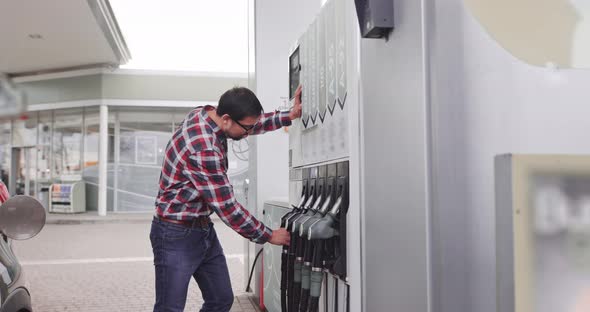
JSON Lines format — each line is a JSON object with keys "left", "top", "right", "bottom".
{"left": 232, "top": 118, "right": 256, "bottom": 133}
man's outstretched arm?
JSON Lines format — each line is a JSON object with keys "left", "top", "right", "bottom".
{"left": 250, "top": 85, "right": 302, "bottom": 135}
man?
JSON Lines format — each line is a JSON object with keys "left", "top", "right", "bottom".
{"left": 151, "top": 85, "right": 302, "bottom": 312}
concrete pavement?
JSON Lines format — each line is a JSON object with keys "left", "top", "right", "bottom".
{"left": 12, "top": 215, "right": 259, "bottom": 311}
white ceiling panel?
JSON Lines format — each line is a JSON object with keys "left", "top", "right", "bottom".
{"left": 0, "top": 0, "right": 130, "bottom": 75}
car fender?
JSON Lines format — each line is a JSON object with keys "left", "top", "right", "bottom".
{"left": 1, "top": 287, "right": 32, "bottom": 312}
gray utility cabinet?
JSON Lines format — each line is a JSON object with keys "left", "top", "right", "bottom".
{"left": 262, "top": 200, "right": 291, "bottom": 312}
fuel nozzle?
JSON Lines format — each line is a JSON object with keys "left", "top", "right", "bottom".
{"left": 306, "top": 193, "right": 342, "bottom": 240}
{"left": 298, "top": 185, "right": 332, "bottom": 237}
{"left": 281, "top": 192, "right": 307, "bottom": 227}
{"left": 291, "top": 184, "right": 324, "bottom": 233}
{"left": 285, "top": 183, "right": 314, "bottom": 230}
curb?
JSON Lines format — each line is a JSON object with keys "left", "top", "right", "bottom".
{"left": 46, "top": 218, "right": 153, "bottom": 225}
{"left": 45, "top": 215, "right": 223, "bottom": 225}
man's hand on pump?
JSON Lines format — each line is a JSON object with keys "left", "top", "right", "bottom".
{"left": 269, "top": 228, "right": 291, "bottom": 246}
{"left": 288, "top": 85, "right": 303, "bottom": 120}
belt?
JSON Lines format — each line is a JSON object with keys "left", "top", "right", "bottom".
{"left": 154, "top": 215, "right": 211, "bottom": 228}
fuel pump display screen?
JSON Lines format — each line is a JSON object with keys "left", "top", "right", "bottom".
{"left": 289, "top": 47, "right": 301, "bottom": 99}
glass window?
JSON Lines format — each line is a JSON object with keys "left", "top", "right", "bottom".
{"left": 119, "top": 131, "right": 135, "bottom": 164}
{"left": 11, "top": 114, "right": 39, "bottom": 197}
{"left": 84, "top": 110, "right": 100, "bottom": 173}
{"left": 33, "top": 112, "right": 53, "bottom": 209}
{"left": 37, "top": 112, "right": 52, "bottom": 182}
{"left": 83, "top": 108, "right": 115, "bottom": 182}
{"left": 227, "top": 138, "right": 251, "bottom": 206}
{"left": 53, "top": 109, "right": 83, "bottom": 179}
{"left": 0, "top": 122, "right": 10, "bottom": 187}
{"left": 12, "top": 114, "right": 38, "bottom": 147}
{"left": 82, "top": 108, "right": 115, "bottom": 211}
{"left": 116, "top": 109, "right": 173, "bottom": 212}
{"left": 173, "top": 109, "right": 192, "bottom": 130}
{"left": 13, "top": 147, "right": 37, "bottom": 197}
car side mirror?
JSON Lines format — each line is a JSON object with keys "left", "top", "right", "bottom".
{"left": 0, "top": 195, "right": 46, "bottom": 240}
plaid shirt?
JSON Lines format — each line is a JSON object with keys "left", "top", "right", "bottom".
{"left": 155, "top": 105, "right": 292, "bottom": 244}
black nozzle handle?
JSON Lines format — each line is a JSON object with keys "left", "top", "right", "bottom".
{"left": 303, "top": 189, "right": 315, "bottom": 210}
{"left": 281, "top": 247, "right": 288, "bottom": 312}
{"left": 292, "top": 281, "right": 302, "bottom": 312}
{"left": 309, "top": 269, "right": 324, "bottom": 300}
{"left": 285, "top": 190, "right": 313, "bottom": 229}
{"left": 319, "top": 194, "right": 332, "bottom": 215}
{"left": 292, "top": 236, "right": 305, "bottom": 311}
{"left": 296, "top": 194, "right": 307, "bottom": 208}
{"left": 287, "top": 232, "right": 299, "bottom": 311}
{"left": 310, "top": 194, "right": 323, "bottom": 212}
{"left": 328, "top": 194, "right": 343, "bottom": 216}
{"left": 293, "top": 258, "right": 303, "bottom": 286}
{"left": 308, "top": 239, "right": 324, "bottom": 311}
{"left": 299, "top": 288, "right": 310, "bottom": 312}
{"left": 299, "top": 238, "right": 314, "bottom": 312}
{"left": 286, "top": 211, "right": 302, "bottom": 230}
{"left": 282, "top": 208, "right": 299, "bottom": 228}
{"left": 309, "top": 296, "right": 320, "bottom": 312}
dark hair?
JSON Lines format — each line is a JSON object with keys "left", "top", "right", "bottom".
{"left": 217, "top": 87, "right": 263, "bottom": 121}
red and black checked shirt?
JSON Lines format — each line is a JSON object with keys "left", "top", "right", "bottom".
{"left": 155, "top": 105, "right": 291, "bottom": 244}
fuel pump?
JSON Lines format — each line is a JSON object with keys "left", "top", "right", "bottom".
{"left": 281, "top": 162, "right": 348, "bottom": 312}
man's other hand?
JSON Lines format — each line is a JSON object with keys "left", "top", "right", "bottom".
{"left": 269, "top": 228, "right": 291, "bottom": 246}
{"left": 289, "top": 85, "right": 302, "bottom": 120}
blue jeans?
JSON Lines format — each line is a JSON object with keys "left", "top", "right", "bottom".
{"left": 150, "top": 218, "right": 234, "bottom": 312}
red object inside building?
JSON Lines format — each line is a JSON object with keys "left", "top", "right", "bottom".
{"left": 0, "top": 181, "right": 8, "bottom": 204}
